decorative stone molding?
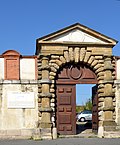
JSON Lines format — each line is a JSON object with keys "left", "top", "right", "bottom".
{"left": 38, "top": 93, "right": 52, "bottom": 98}
{"left": 38, "top": 65, "right": 50, "bottom": 71}
{"left": 39, "top": 107, "right": 53, "bottom": 112}
{"left": 40, "top": 79, "right": 52, "bottom": 84}
{"left": 103, "top": 106, "right": 115, "bottom": 111}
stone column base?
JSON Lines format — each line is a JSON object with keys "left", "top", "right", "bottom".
{"left": 40, "top": 128, "right": 52, "bottom": 139}
{"left": 98, "top": 126, "right": 104, "bottom": 138}
{"left": 103, "top": 121, "right": 117, "bottom": 131}
{"left": 32, "top": 128, "right": 41, "bottom": 140}
{"left": 52, "top": 127, "right": 57, "bottom": 139}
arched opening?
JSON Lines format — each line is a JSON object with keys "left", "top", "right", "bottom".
{"left": 76, "top": 84, "right": 94, "bottom": 134}
{"left": 55, "top": 62, "right": 98, "bottom": 135}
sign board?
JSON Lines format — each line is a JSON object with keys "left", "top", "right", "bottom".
{"left": 7, "top": 92, "right": 35, "bottom": 108}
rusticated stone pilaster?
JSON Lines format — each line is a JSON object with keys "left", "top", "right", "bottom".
{"left": 40, "top": 56, "right": 52, "bottom": 139}
{"left": 103, "top": 56, "right": 116, "bottom": 131}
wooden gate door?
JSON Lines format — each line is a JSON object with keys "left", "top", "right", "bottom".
{"left": 56, "top": 84, "right": 76, "bottom": 135}
{"left": 92, "top": 85, "right": 98, "bottom": 132}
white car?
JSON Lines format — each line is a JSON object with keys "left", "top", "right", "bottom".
{"left": 76, "top": 110, "right": 92, "bottom": 122}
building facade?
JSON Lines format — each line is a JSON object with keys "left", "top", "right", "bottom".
{"left": 0, "top": 23, "right": 120, "bottom": 139}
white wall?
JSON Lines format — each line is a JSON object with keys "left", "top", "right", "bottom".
{"left": 0, "top": 84, "right": 38, "bottom": 130}
{"left": 116, "top": 59, "right": 120, "bottom": 79}
{"left": 0, "top": 58, "right": 4, "bottom": 79}
{"left": 20, "top": 58, "right": 36, "bottom": 80}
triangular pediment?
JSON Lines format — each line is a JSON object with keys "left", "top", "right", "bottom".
{"left": 37, "top": 23, "right": 117, "bottom": 45}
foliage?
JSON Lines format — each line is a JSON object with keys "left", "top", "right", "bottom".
{"left": 84, "top": 98, "right": 92, "bottom": 111}
{"left": 76, "top": 98, "right": 92, "bottom": 113}
{"left": 76, "top": 105, "right": 84, "bottom": 113}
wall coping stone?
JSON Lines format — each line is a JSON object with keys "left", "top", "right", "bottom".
{"left": 114, "top": 80, "right": 120, "bottom": 84}
{"left": 0, "top": 80, "right": 41, "bottom": 84}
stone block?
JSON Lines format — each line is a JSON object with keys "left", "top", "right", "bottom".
{"left": 21, "top": 129, "right": 33, "bottom": 136}
{"left": 52, "top": 63, "right": 59, "bottom": 69}
{"left": 40, "top": 122, "right": 52, "bottom": 128}
{"left": 74, "top": 47, "right": 80, "bottom": 62}
{"left": 98, "top": 126, "right": 104, "bottom": 138}
{"left": 3, "top": 80, "right": 12, "bottom": 84}
{"left": 104, "top": 71, "right": 112, "bottom": 81}
{"left": 21, "top": 80, "right": 30, "bottom": 84}
{"left": 11, "top": 80, "right": 20, "bottom": 84}
{"left": 69, "top": 47, "right": 74, "bottom": 61}
{"left": 0, "top": 130, "right": 7, "bottom": 135}
{"left": 52, "top": 127, "right": 57, "bottom": 139}
{"left": 84, "top": 52, "right": 91, "bottom": 63}
{"left": 7, "top": 130, "right": 21, "bottom": 136}
{"left": 64, "top": 51, "right": 69, "bottom": 62}
{"left": 88, "top": 56, "right": 94, "bottom": 64}
{"left": 51, "top": 55, "right": 59, "bottom": 59}
{"left": 80, "top": 47, "right": 86, "bottom": 62}
{"left": 60, "top": 56, "right": 66, "bottom": 64}
{"left": 50, "top": 67, "right": 57, "bottom": 73}
{"left": 91, "top": 60, "right": 98, "bottom": 67}
{"left": 50, "top": 72, "right": 56, "bottom": 76}
{"left": 40, "top": 128, "right": 52, "bottom": 139}
{"left": 32, "top": 128, "right": 41, "bottom": 140}
{"left": 41, "top": 45, "right": 67, "bottom": 55}
{"left": 94, "top": 64, "right": 103, "bottom": 70}
{"left": 30, "top": 80, "right": 38, "bottom": 84}
{"left": 104, "top": 84, "right": 113, "bottom": 96}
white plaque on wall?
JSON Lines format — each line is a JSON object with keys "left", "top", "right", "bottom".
{"left": 7, "top": 92, "right": 35, "bottom": 108}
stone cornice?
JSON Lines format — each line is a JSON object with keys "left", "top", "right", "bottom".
{"left": 38, "top": 41, "right": 115, "bottom": 47}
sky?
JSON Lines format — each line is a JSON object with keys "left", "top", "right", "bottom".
{"left": 0, "top": 0, "right": 120, "bottom": 105}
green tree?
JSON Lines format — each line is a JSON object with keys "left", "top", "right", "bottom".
{"left": 84, "top": 98, "right": 92, "bottom": 111}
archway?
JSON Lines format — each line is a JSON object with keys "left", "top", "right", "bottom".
{"left": 36, "top": 23, "right": 117, "bottom": 139}
{"left": 55, "top": 63, "right": 98, "bottom": 135}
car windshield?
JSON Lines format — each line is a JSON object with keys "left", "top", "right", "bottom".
{"left": 81, "top": 110, "right": 92, "bottom": 114}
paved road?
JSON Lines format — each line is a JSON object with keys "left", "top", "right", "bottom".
{"left": 0, "top": 138, "right": 120, "bottom": 145}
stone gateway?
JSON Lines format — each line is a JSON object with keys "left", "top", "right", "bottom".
{"left": 0, "top": 23, "right": 120, "bottom": 139}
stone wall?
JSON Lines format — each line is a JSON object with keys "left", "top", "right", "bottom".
{"left": 37, "top": 42, "right": 116, "bottom": 138}
{"left": 0, "top": 80, "right": 38, "bottom": 138}
{"left": 0, "top": 50, "right": 39, "bottom": 138}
